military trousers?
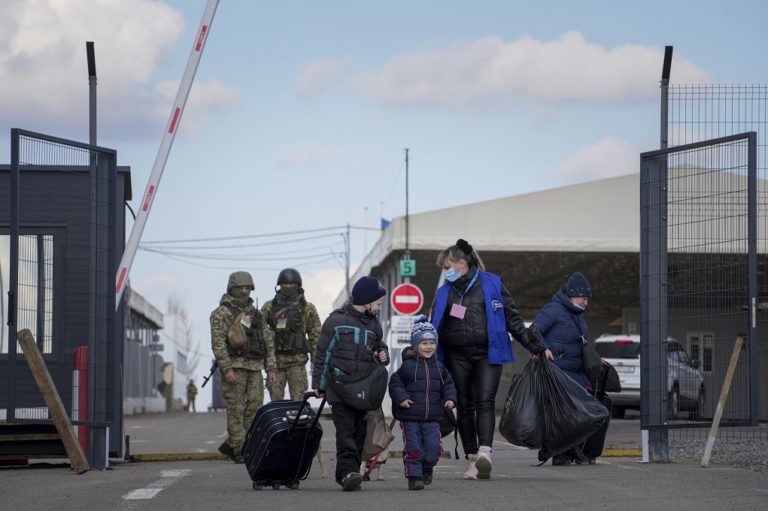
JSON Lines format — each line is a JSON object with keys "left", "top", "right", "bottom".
{"left": 221, "top": 367, "right": 264, "bottom": 453}
{"left": 268, "top": 364, "right": 309, "bottom": 401}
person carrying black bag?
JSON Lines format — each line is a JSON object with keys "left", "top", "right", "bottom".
{"left": 428, "top": 239, "right": 544, "bottom": 480}
{"left": 312, "top": 276, "right": 390, "bottom": 491}
{"left": 533, "top": 272, "right": 611, "bottom": 465}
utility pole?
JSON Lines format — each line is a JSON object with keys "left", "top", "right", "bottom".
{"left": 345, "top": 223, "right": 351, "bottom": 301}
{"left": 404, "top": 148, "right": 410, "bottom": 284}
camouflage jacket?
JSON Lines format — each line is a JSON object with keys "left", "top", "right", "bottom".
{"left": 261, "top": 293, "right": 321, "bottom": 369}
{"left": 210, "top": 293, "right": 275, "bottom": 374}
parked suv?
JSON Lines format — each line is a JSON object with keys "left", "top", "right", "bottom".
{"left": 593, "top": 335, "right": 705, "bottom": 419}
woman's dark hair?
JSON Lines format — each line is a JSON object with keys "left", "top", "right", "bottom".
{"left": 436, "top": 238, "right": 485, "bottom": 271}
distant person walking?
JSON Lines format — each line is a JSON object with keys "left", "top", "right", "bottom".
{"left": 430, "top": 239, "right": 544, "bottom": 480}
{"left": 262, "top": 268, "right": 321, "bottom": 401}
{"left": 312, "top": 276, "right": 390, "bottom": 491}
{"left": 186, "top": 379, "right": 198, "bottom": 413}
{"left": 210, "top": 271, "right": 276, "bottom": 463}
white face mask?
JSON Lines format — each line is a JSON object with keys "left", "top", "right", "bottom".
{"left": 443, "top": 268, "right": 460, "bottom": 282}
{"left": 573, "top": 303, "right": 586, "bottom": 311}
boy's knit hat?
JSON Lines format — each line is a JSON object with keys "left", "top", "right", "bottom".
{"left": 351, "top": 276, "right": 387, "bottom": 305}
{"left": 410, "top": 314, "right": 438, "bottom": 349}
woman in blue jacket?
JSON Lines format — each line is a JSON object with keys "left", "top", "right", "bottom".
{"left": 430, "top": 239, "right": 543, "bottom": 480}
{"left": 534, "top": 271, "right": 610, "bottom": 465}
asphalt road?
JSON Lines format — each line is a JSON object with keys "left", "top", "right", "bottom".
{"left": 2, "top": 408, "right": 766, "bottom": 510}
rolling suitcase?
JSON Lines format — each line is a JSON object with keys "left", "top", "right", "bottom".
{"left": 242, "top": 391, "right": 326, "bottom": 490}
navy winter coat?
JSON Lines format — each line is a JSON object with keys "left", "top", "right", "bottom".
{"left": 533, "top": 290, "right": 590, "bottom": 388}
{"left": 388, "top": 355, "right": 457, "bottom": 422}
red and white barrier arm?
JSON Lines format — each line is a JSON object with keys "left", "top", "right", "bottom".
{"left": 115, "top": 0, "right": 221, "bottom": 309}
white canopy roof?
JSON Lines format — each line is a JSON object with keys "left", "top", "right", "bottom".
{"left": 336, "top": 173, "right": 640, "bottom": 308}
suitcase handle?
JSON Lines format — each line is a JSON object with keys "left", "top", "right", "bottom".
{"left": 289, "top": 391, "right": 326, "bottom": 435}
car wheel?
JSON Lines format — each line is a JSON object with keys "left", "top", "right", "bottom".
{"left": 611, "top": 406, "right": 626, "bottom": 419}
{"left": 668, "top": 387, "right": 679, "bottom": 419}
{"left": 691, "top": 387, "right": 705, "bottom": 420}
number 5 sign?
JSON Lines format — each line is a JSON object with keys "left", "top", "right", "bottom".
{"left": 399, "top": 259, "right": 416, "bottom": 277}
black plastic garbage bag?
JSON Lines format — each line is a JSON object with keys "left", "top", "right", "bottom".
{"left": 536, "top": 359, "right": 609, "bottom": 461}
{"left": 498, "top": 360, "right": 542, "bottom": 449}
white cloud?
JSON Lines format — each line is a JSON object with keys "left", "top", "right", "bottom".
{"left": 0, "top": 0, "right": 241, "bottom": 139}
{"left": 274, "top": 142, "right": 344, "bottom": 170}
{"left": 130, "top": 273, "right": 182, "bottom": 298}
{"left": 355, "top": 31, "right": 711, "bottom": 109}
{"left": 302, "top": 267, "right": 347, "bottom": 321}
{"left": 555, "top": 137, "right": 639, "bottom": 182}
{"left": 295, "top": 58, "right": 348, "bottom": 97}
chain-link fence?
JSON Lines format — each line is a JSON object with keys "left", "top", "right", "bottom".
{"left": 642, "top": 84, "right": 768, "bottom": 467}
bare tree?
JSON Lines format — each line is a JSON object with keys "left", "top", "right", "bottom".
{"left": 167, "top": 293, "right": 200, "bottom": 378}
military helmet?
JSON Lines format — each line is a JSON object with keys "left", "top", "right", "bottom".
{"left": 227, "top": 271, "right": 255, "bottom": 291}
{"left": 277, "top": 268, "right": 302, "bottom": 286}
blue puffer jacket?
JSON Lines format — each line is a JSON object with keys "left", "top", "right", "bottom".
{"left": 388, "top": 356, "right": 457, "bottom": 422}
{"left": 533, "top": 290, "right": 590, "bottom": 388}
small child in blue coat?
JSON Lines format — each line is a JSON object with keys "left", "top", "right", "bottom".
{"left": 389, "top": 315, "right": 457, "bottom": 490}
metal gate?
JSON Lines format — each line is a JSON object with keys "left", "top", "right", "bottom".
{"left": 640, "top": 132, "right": 758, "bottom": 461}
{"left": 2, "top": 129, "right": 120, "bottom": 468}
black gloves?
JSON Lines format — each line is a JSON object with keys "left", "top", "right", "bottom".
{"left": 525, "top": 324, "right": 546, "bottom": 354}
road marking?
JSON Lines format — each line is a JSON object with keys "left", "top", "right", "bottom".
{"left": 122, "top": 469, "right": 190, "bottom": 500}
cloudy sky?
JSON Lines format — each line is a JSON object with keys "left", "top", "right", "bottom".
{"left": 1, "top": 0, "right": 766, "bottom": 406}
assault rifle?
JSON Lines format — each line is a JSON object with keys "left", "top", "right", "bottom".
{"left": 202, "top": 360, "right": 219, "bottom": 388}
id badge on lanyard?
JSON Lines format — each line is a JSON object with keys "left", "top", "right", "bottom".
{"left": 449, "top": 271, "right": 479, "bottom": 320}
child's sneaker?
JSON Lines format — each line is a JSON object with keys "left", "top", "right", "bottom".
{"left": 408, "top": 477, "right": 424, "bottom": 490}
{"left": 423, "top": 469, "right": 433, "bottom": 485}
{"left": 476, "top": 446, "right": 492, "bottom": 479}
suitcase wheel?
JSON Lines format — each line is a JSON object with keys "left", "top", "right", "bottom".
{"left": 252, "top": 482, "right": 264, "bottom": 491}
{"left": 288, "top": 481, "right": 300, "bottom": 490}
{"left": 272, "top": 483, "right": 280, "bottom": 490}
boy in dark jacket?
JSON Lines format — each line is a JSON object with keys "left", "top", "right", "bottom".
{"left": 312, "top": 276, "right": 390, "bottom": 491}
{"left": 389, "top": 315, "right": 457, "bottom": 490}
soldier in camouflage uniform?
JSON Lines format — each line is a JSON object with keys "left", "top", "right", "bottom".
{"left": 262, "top": 268, "right": 321, "bottom": 401}
{"left": 210, "top": 271, "right": 276, "bottom": 463}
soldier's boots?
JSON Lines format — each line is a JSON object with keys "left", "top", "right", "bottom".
{"left": 218, "top": 441, "right": 235, "bottom": 459}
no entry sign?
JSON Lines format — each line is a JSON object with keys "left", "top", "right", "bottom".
{"left": 390, "top": 283, "right": 424, "bottom": 315}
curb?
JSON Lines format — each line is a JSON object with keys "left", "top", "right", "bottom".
{"left": 128, "top": 453, "right": 229, "bottom": 462}
{"left": 601, "top": 449, "right": 642, "bottom": 457}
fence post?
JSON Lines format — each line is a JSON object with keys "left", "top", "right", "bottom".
{"left": 72, "top": 345, "right": 89, "bottom": 454}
